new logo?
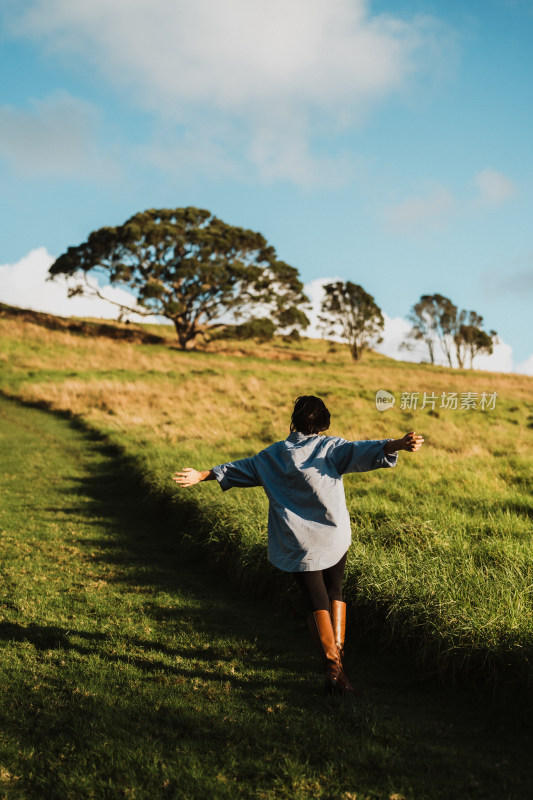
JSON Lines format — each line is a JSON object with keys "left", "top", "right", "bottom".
{"left": 375, "top": 390, "right": 396, "bottom": 412}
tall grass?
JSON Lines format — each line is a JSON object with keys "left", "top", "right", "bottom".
{"left": 1, "top": 312, "right": 533, "bottom": 687}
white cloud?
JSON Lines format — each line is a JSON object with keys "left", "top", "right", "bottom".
{"left": 5, "top": 0, "right": 455, "bottom": 184}
{"left": 0, "top": 248, "right": 164, "bottom": 323}
{"left": 8, "top": 1, "right": 439, "bottom": 111}
{"left": 385, "top": 184, "right": 455, "bottom": 232}
{"left": 515, "top": 353, "right": 533, "bottom": 376}
{"left": 303, "top": 276, "right": 343, "bottom": 337}
{"left": 471, "top": 339, "right": 514, "bottom": 373}
{"left": 375, "top": 313, "right": 425, "bottom": 363}
{"left": 0, "top": 91, "right": 114, "bottom": 178}
{"left": 473, "top": 168, "right": 517, "bottom": 207}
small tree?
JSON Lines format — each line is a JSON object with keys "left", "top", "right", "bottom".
{"left": 452, "top": 308, "right": 470, "bottom": 368}
{"left": 455, "top": 313, "right": 497, "bottom": 368}
{"left": 48, "top": 207, "right": 309, "bottom": 349}
{"left": 402, "top": 293, "right": 457, "bottom": 366}
{"left": 319, "top": 281, "right": 384, "bottom": 362}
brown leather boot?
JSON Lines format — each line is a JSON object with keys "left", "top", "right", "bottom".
{"left": 307, "top": 610, "right": 358, "bottom": 695}
{"left": 330, "top": 600, "right": 346, "bottom": 659}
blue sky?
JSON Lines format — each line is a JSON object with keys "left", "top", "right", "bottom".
{"left": 1, "top": 0, "right": 532, "bottom": 372}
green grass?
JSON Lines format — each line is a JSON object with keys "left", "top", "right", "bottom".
{"left": 2, "top": 395, "right": 533, "bottom": 799}
{"left": 1, "top": 308, "right": 533, "bottom": 689}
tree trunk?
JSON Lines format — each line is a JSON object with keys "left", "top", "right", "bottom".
{"left": 455, "top": 342, "right": 464, "bottom": 369}
{"left": 425, "top": 337, "right": 435, "bottom": 364}
{"left": 442, "top": 340, "right": 454, "bottom": 368}
{"left": 173, "top": 319, "right": 191, "bottom": 350}
{"left": 350, "top": 341, "right": 360, "bottom": 361}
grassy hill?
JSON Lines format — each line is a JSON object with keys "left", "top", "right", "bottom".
{"left": 1, "top": 303, "right": 532, "bottom": 688}
{"left": 5, "top": 393, "right": 533, "bottom": 800}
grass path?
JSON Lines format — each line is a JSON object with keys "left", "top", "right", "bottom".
{"left": 0, "top": 396, "right": 532, "bottom": 800}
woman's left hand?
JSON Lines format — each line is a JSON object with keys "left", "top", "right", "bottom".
{"left": 401, "top": 431, "right": 424, "bottom": 452}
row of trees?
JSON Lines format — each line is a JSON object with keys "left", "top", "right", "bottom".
{"left": 402, "top": 294, "right": 497, "bottom": 369}
{"left": 316, "top": 285, "right": 496, "bottom": 367}
{"left": 49, "top": 207, "right": 497, "bottom": 366}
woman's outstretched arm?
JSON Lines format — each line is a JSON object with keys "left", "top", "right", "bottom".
{"left": 174, "top": 456, "right": 261, "bottom": 492}
{"left": 384, "top": 432, "right": 424, "bottom": 455}
{"left": 173, "top": 468, "right": 215, "bottom": 487}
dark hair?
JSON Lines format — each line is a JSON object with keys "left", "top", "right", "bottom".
{"left": 290, "top": 395, "right": 330, "bottom": 435}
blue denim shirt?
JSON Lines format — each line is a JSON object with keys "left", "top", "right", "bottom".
{"left": 212, "top": 432, "right": 397, "bottom": 572}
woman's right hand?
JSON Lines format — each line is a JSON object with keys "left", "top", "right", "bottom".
{"left": 173, "top": 468, "right": 203, "bottom": 487}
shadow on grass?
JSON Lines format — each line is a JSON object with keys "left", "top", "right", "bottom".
{"left": 0, "top": 619, "right": 304, "bottom": 697}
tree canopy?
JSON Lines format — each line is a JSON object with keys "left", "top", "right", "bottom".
{"left": 49, "top": 207, "right": 309, "bottom": 348}
{"left": 319, "top": 281, "right": 384, "bottom": 362}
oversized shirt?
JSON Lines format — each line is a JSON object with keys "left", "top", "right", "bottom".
{"left": 212, "top": 432, "right": 398, "bottom": 573}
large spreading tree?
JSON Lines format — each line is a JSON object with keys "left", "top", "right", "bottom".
{"left": 48, "top": 207, "right": 309, "bottom": 348}
{"left": 318, "top": 281, "right": 384, "bottom": 361}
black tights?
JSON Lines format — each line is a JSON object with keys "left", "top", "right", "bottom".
{"left": 292, "top": 551, "right": 347, "bottom": 613}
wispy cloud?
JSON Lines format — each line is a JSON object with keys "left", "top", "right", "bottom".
{"left": 472, "top": 167, "right": 517, "bottom": 207}
{"left": 496, "top": 269, "right": 533, "bottom": 294}
{"left": 384, "top": 184, "right": 455, "bottom": 232}
{"left": 4, "top": 0, "right": 456, "bottom": 185}
{"left": 384, "top": 167, "right": 517, "bottom": 234}
{"left": 483, "top": 264, "right": 533, "bottom": 297}
{"left": 0, "top": 91, "right": 115, "bottom": 179}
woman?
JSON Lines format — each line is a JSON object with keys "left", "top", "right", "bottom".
{"left": 173, "top": 395, "right": 424, "bottom": 694}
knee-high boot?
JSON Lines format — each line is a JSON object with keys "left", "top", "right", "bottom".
{"left": 306, "top": 610, "right": 357, "bottom": 694}
{"left": 330, "top": 600, "right": 346, "bottom": 659}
